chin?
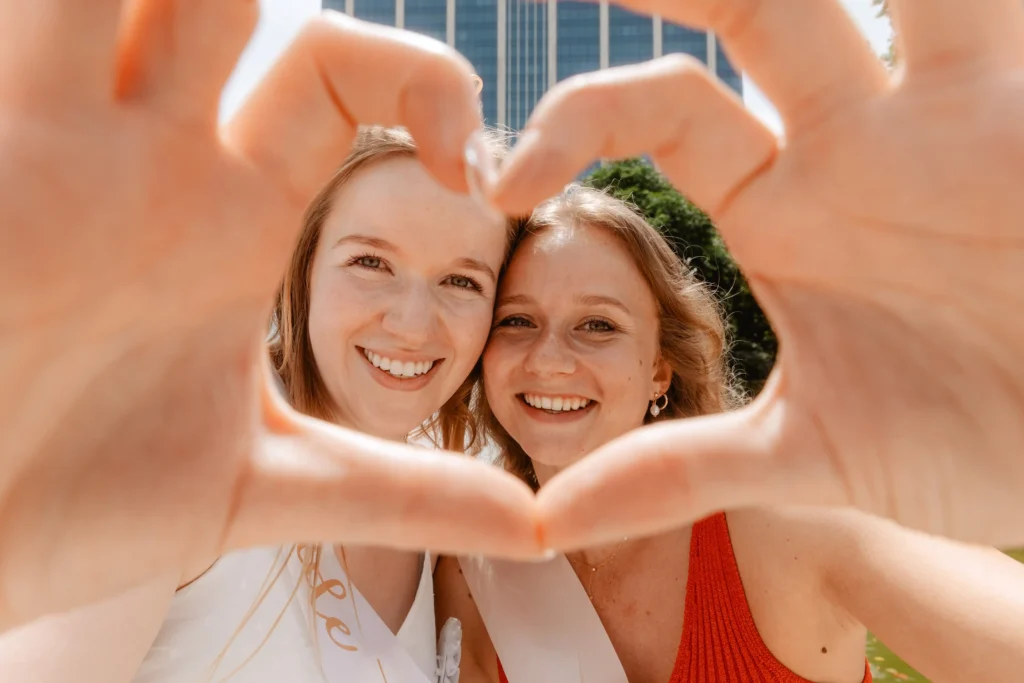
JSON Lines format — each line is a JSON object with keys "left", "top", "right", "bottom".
{"left": 519, "top": 442, "right": 588, "bottom": 470}
{"left": 358, "top": 407, "right": 433, "bottom": 442}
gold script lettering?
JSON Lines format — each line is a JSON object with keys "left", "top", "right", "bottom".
{"left": 299, "top": 545, "right": 360, "bottom": 653}
{"left": 314, "top": 577, "right": 348, "bottom": 602}
{"left": 314, "top": 579, "right": 358, "bottom": 651}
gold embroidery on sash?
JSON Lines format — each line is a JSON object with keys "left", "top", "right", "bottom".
{"left": 300, "top": 544, "right": 360, "bottom": 652}
{"left": 301, "top": 544, "right": 388, "bottom": 682}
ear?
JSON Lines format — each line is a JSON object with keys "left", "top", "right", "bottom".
{"left": 651, "top": 354, "right": 672, "bottom": 397}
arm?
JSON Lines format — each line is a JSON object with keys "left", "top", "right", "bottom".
{"left": 434, "top": 555, "right": 500, "bottom": 683}
{"left": 815, "top": 508, "right": 1024, "bottom": 683}
{"left": 0, "top": 573, "right": 178, "bottom": 683}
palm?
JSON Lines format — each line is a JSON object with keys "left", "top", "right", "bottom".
{"left": 725, "top": 75, "right": 1024, "bottom": 543}
{"left": 0, "top": 3, "right": 538, "bottom": 631}
{"left": 502, "top": 0, "right": 1024, "bottom": 550}
{"left": 2, "top": 108, "right": 294, "bottom": 622}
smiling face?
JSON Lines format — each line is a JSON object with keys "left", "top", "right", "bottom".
{"left": 306, "top": 155, "right": 508, "bottom": 441}
{"left": 482, "top": 221, "right": 671, "bottom": 476}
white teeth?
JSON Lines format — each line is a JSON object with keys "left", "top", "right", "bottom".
{"left": 363, "top": 350, "right": 435, "bottom": 378}
{"left": 523, "top": 394, "right": 591, "bottom": 412}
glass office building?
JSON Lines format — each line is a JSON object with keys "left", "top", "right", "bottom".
{"left": 322, "top": 0, "right": 742, "bottom": 131}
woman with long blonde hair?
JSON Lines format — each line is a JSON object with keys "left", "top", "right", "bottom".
{"left": 0, "top": 123, "right": 519, "bottom": 683}
{"left": 439, "top": 185, "right": 1024, "bottom": 683}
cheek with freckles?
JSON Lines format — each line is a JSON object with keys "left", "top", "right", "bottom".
{"left": 438, "top": 303, "right": 494, "bottom": 380}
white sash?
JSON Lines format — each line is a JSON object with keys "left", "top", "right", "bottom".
{"left": 300, "top": 548, "right": 435, "bottom": 683}
{"left": 458, "top": 555, "right": 629, "bottom": 683}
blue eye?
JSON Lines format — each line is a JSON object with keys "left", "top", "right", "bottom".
{"left": 347, "top": 253, "right": 389, "bottom": 272}
{"left": 581, "top": 318, "right": 616, "bottom": 333}
{"left": 497, "top": 315, "right": 532, "bottom": 328}
{"left": 355, "top": 255, "right": 383, "bottom": 269}
{"left": 444, "top": 274, "right": 483, "bottom": 292}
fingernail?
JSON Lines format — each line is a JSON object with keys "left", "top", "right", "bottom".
{"left": 464, "top": 130, "right": 505, "bottom": 221}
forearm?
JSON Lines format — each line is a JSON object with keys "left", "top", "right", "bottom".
{"left": 0, "top": 573, "right": 178, "bottom": 683}
{"left": 829, "top": 518, "right": 1024, "bottom": 682}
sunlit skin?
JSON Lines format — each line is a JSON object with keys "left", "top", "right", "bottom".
{"left": 488, "top": 0, "right": 1024, "bottom": 550}
{"left": 0, "top": 4, "right": 541, "bottom": 633}
{"left": 309, "top": 157, "right": 507, "bottom": 443}
{"left": 484, "top": 223, "right": 670, "bottom": 479}
{"left": 306, "top": 155, "right": 508, "bottom": 630}
{"left": 3, "top": 0, "right": 1024, "bottom": 638}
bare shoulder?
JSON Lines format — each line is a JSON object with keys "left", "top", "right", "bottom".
{"left": 433, "top": 556, "right": 499, "bottom": 683}
{"left": 728, "top": 505, "right": 898, "bottom": 614}
{"left": 728, "top": 505, "right": 908, "bottom": 578}
{"left": 741, "top": 504, "right": 1015, "bottom": 577}
{"left": 725, "top": 506, "right": 855, "bottom": 592}
{"left": 729, "top": 505, "right": 865, "bottom": 546}
{"left": 725, "top": 508, "right": 868, "bottom": 682}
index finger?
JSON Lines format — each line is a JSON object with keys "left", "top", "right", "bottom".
{"left": 223, "top": 11, "right": 482, "bottom": 199}
{"left": 609, "top": 0, "right": 888, "bottom": 131}
{"left": 226, "top": 387, "right": 544, "bottom": 559}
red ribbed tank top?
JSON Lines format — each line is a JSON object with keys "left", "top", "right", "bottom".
{"left": 498, "top": 513, "right": 871, "bottom": 683}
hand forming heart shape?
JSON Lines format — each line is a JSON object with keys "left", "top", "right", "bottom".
{"left": 0, "top": 3, "right": 538, "bottom": 632}
{"left": 2, "top": 0, "right": 1023, "bottom": 635}
{"left": 488, "top": 0, "right": 1024, "bottom": 554}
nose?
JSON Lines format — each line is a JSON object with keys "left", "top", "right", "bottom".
{"left": 523, "top": 329, "right": 576, "bottom": 378}
{"left": 380, "top": 280, "right": 440, "bottom": 347}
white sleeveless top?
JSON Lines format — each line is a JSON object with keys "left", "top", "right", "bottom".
{"left": 133, "top": 546, "right": 436, "bottom": 682}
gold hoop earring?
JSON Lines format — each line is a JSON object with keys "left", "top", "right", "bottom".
{"left": 650, "top": 393, "right": 669, "bottom": 417}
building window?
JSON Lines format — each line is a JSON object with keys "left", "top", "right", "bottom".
{"left": 608, "top": 6, "right": 652, "bottom": 68}
{"left": 556, "top": 1, "right": 600, "bottom": 82}
{"left": 662, "top": 22, "right": 707, "bottom": 65}
{"left": 354, "top": 0, "right": 396, "bottom": 27}
{"left": 716, "top": 40, "right": 743, "bottom": 94}
{"left": 405, "top": 0, "right": 447, "bottom": 43}
{"left": 506, "top": 0, "right": 548, "bottom": 131}
{"left": 456, "top": 0, "right": 499, "bottom": 125}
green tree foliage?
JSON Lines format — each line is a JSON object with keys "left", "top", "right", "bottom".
{"left": 585, "top": 158, "right": 776, "bottom": 396}
{"left": 873, "top": 0, "right": 897, "bottom": 67}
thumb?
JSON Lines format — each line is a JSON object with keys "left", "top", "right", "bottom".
{"left": 225, "top": 379, "right": 543, "bottom": 560}
{"left": 536, "top": 397, "right": 847, "bottom": 550}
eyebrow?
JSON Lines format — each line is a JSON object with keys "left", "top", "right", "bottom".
{"left": 455, "top": 257, "right": 496, "bottom": 284}
{"left": 333, "top": 234, "right": 399, "bottom": 252}
{"left": 334, "top": 234, "right": 496, "bottom": 283}
{"left": 495, "top": 293, "right": 632, "bottom": 315}
{"left": 496, "top": 293, "right": 534, "bottom": 308}
{"left": 577, "top": 294, "right": 631, "bottom": 315}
